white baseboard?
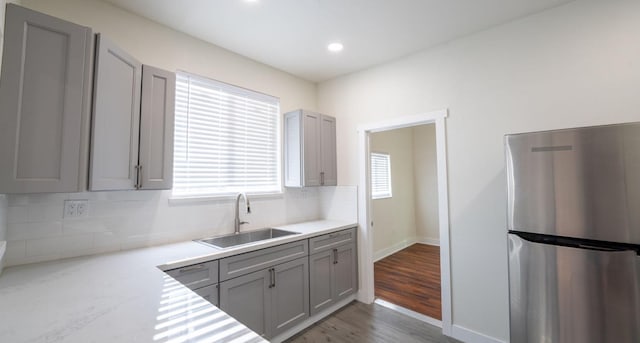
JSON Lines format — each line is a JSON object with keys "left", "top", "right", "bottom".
{"left": 270, "top": 294, "right": 357, "bottom": 343}
{"left": 451, "top": 324, "right": 506, "bottom": 343}
{"left": 416, "top": 237, "right": 440, "bottom": 246}
{"left": 373, "top": 238, "right": 417, "bottom": 262}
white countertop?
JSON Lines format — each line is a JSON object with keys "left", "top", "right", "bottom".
{"left": 0, "top": 220, "right": 357, "bottom": 343}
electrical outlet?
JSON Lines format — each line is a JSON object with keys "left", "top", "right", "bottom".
{"left": 64, "top": 200, "right": 89, "bottom": 218}
{"left": 76, "top": 200, "right": 89, "bottom": 218}
{"left": 64, "top": 200, "right": 77, "bottom": 218}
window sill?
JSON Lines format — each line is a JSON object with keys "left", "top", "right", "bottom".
{"left": 372, "top": 195, "right": 393, "bottom": 200}
{"left": 168, "top": 191, "right": 285, "bottom": 205}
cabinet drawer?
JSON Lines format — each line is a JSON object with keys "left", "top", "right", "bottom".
{"left": 166, "top": 260, "right": 218, "bottom": 289}
{"left": 220, "top": 240, "right": 308, "bottom": 282}
{"left": 309, "top": 228, "right": 356, "bottom": 254}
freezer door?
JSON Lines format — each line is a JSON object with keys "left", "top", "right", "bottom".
{"left": 509, "top": 233, "right": 640, "bottom": 343}
{"left": 505, "top": 123, "right": 640, "bottom": 244}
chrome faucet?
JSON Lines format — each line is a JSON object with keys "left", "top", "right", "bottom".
{"left": 234, "top": 192, "right": 251, "bottom": 234}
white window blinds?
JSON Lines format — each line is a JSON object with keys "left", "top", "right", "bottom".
{"left": 173, "top": 72, "right": 281, "bottom": 197}
{"left": 371, "top": 152, "right": 392, "bottom": 199}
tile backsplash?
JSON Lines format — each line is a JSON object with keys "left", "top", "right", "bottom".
{"left": 3, "top": 186, "right": 358, "bottom": 267}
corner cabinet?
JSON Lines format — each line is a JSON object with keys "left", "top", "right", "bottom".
{"left": 89, "top": 34, "right": 175, "bottom": 191}
{"left": 0, "top": 4, "right": 93, "bottom": 193}
{"left": 284, "top": 109, "right": 337, "bottom": 187}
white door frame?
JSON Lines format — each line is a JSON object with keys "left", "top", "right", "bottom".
{"left": 356, "top": 108, "right": 452, "bottom": 335}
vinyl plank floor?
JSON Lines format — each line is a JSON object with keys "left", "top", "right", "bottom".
{"left": 374, "top": 244, "right": 441, "bottom": 319}
{"left": 286, "top": 301, "right": 459, "bottom": 343}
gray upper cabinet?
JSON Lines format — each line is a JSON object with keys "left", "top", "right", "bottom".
{"left": 320, "top": 115, "right": 337, "bottom": 186}
{"left": 0, "top": 4, "right": 93, "bottom": 193}
{"left": 139, "top": 65, "right": 175, "bottom": 190}
{"left": 90, "top": 35, "right": 175, "bottom": 191}
{"left": 89, "top": 34, "right": 142, "bottom": 191}
{"left": 284, "top": 109, "right": 337, "bottom": 187}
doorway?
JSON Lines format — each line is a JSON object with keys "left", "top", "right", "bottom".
{"left": 356, "top": 110, "right": 452, "bottom": 335}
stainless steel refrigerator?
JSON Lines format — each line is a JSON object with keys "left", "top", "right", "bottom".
{"left": 506, "top": 123, "right": 640, "bottom": 343}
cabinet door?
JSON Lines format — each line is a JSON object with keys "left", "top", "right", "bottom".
{"left": 139, "top": 65, "right": 175, "bottom": 190}
{"left": 271, "top": 257, "right": 309, "bottom": 337}
{"left": 320, "top": 115, "right": 337, "bottom": 186}
{"left": 309, "top": 249, "right": 335, "bottom": 316}
{"left": 0, "top": 4, "right": 92, "bottom": 193}
{"left": 333, "top": 244, "right": 357, "bottom": 301}
{"left": 284, "top": 111, "right": 303, "bottom": 187}
{"left": 89, "top": 34, "right": 142, "bottom": 191}
{"left": 219, "top": 269, "right": 272, "bottom": 338}
{"left": 194, "top": 284, "right": 219, "bottom": 307}
{"left": 302, "top": 111, "right": 321, "bottom": 186}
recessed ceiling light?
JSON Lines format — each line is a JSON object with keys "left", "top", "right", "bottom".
{"left": 327, "top": 42, "right": 344, "bottom": 53}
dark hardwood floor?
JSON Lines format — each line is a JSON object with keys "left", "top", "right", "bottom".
{"left": 286, "top": 301, "right": 458, "bottom": 343}
{"left": 374, "top": 244, "right": 441, "bottom": 320}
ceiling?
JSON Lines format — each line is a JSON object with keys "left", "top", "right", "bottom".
{"left": 104, "top": 0, "right": 574, "bottom": 82}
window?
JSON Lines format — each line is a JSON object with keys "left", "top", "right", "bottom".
{"left": 371, "top": 152, "right": 392, "bottom": 199}
{"left": 173, "top": 72, "right": 281, "bottom": 198}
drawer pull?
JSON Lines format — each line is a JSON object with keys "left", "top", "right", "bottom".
{"left": 179, "top": 264, "right": 205, "bottom": 273}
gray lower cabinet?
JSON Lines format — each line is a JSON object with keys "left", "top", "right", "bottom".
{"left": 333, "top": 244, "right": 357, "bottom": 301}
{"left": 193, "top": 284, "right": 219, "bottom": 307}
{"left": 309, "top": 249, "right": 334, "bottom": 315}
{"left": 0, "top": 4, "right": 93, "bottom": 193}
{"left": 219, "top": 256, "right": 309, "bottom": 339}
{"left": 166, "top": 260, "right": 219, "bottom": 307}
{"left": 309, "top": 242, "right": 357, "bottom": 315}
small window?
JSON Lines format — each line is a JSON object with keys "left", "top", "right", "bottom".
{"left": 371, "top": 152, "right": 392, "bottom": 199}
{"left": 173, "top": 72, "right": 281, "bottom": 198}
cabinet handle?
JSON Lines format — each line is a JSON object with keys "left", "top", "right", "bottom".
{"left": 320, "top": 172, "right": 325, "bottom": 186}
{"left": 135, "top": 165, "right": 143, "bottom": 189}
{"left": 179, "top": 264, "right": 205, "bottom": 273}
{"left": 272, "top": 268, "right": 276, "bottom": 288}
{"left": 268, "top": 268, "right": 275, "bottom": 288}
{"left": 333, "top": 248, "right": 338, "bottom": 264}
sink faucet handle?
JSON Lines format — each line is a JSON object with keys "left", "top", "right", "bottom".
{"left": 240, "top": 221, "right": 249, "bottom": 225}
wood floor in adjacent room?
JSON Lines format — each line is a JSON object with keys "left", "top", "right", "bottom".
{"left": 374, "top": 243, "right": 441, "bottom": 320}
{"left": 286, "top": 301, "right": 459, "bottom": 343}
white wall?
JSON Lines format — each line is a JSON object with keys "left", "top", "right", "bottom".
{"left": 317, "top": 0, "right": 640, "bottom": 340}
{"left": 2, "top": 0, "right": 322, "bottom": 267}
{"left": 413, "top": 124, "right": 439, "bottom": 244}
{"left": 370, "top": 127, "right": 417, "bottom": 260}
{"left": 19, "top": 0, "right": 316, "bottom": 114}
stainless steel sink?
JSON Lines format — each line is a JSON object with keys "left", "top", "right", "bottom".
{"left": 196, "top": 228, "right": 299, "bottom": 249}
